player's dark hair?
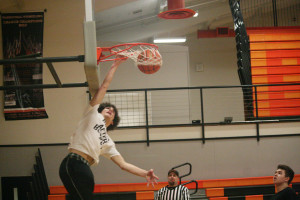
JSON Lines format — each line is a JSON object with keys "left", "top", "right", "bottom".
{"left": 98, "top": 102, "right": 120, "bottom": 131}
{"left": 277, "top": 164, "right": 294, "bottom": 185}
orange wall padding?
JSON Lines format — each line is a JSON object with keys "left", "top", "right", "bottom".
{"left": 48, "top": 195, "right": 65, "bottom": 200}
{"left": 251, "top": 50, "right": 300, "bottom": 58}
{"left": 253, "top": 99, "right": 300, "bottom": 108}
{"left": 50, "top": 182, "right": 167, "bottom": 194}
{"left": 250, "top": 41, "right": 300, "bottom": 50}
{"left": 50, "top": 181, "right": 199, "bottom": 195}
{"left": 209, "top": 197, "right": 228, "bottom": 200}
{"left": 136, "top": 191, "right": 154, "bottom": 200}
{"left": 254, "top": 107, "right": 300, "bottom": 117}
{"left": 255, "top": 85, "right": 300, "bottom": 92}
{"left": 254, "top": 91, "right": 300, "bottom": 100}
{"left": 201, "top": 176, "right": 273, "bottom": 188}
{"left": 206, "top": 188, "right": 224, "bottom": 197}
{"left": 93, "top": 182, "right": 168, "bottom": 193}
{"left": 247, "top": 26, "right": 300, "bottom": 118}
{"left": 49, "top": 186, "right": 67, "bottom": 194}
{"left": 251, "top": 58, "right": 300, "bottom": 67}
{"left": 245, "top": 195, "right": 264, "bottom": 200}
{"left": 252, "top": 66, "right": 300, "bottom": 75}
{"left": 49, "top": 175, "right": 300, "bottom": 195}
{"left": 48, "top": 175, "right": 300, "bottom": 200}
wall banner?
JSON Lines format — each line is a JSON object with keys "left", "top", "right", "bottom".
{"left": 2, "top": 12, "right": 48, "bottom": 120}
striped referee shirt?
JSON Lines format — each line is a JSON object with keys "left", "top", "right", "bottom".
{"left": 155, "top": 185, "right": 190, "bottom": 200}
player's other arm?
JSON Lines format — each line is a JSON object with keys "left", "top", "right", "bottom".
{"left": 111, "top": 154, "right": 159, "bottom": 187}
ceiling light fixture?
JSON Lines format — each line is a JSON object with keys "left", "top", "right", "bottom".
{"left": 153, "top": 37, "right": 186, "bottom": 43}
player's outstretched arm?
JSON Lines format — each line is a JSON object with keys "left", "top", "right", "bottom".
{"left": 111, "top": 155, "right": 159, "bottom": 187}
{"left": 90, "top": 55, "right": 127, "bottom": 107}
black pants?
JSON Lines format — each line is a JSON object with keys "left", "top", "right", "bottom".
{"left": 59, "top": 153, "right": 95, "bottom": 200}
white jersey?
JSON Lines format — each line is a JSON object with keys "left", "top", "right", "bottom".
{"left": 68, "top": 104, "right": 120, "bottom": 165}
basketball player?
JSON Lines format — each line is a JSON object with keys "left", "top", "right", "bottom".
{"left": 59, "top": 55, "right": 159, "bottom": 200}
{"left": 272, "top": 164, "right": 297, "bottom": 200}
{"left": 155, "top": 169, "right": 190, "bottom": 200}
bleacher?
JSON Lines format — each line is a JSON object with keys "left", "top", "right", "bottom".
{"left": 48, "top": 175, "right": 300, "bottom": 200}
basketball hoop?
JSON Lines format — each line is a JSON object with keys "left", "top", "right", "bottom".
{"left": 97, "top": 43, "right": 162, "bottom": 69}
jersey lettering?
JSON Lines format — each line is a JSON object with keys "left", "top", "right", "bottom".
{"left": 93, "top": 124, "right": 110, "bottom": 145}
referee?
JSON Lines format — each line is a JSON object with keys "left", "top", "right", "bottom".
{"left": 155, "top": 169, "right": 190, "bottom": 200}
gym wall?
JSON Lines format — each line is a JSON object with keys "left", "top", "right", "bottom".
{"left": 0, "top": 1, "right": 299, "bottom": 200}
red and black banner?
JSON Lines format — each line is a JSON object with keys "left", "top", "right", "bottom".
{"left": 2, "top": 12, "right": 48, "bottom": 120}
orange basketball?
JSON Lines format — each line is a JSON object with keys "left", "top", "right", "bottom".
{"left": 137, "top": 49, "right": 161, "bottom": 74}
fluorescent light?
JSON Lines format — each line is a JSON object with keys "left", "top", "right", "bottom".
{"left": 154, "top": 37, "right": 186, "bottom": 43}
{"left": 193, "top": 11, "right": 198, "bottom": 17}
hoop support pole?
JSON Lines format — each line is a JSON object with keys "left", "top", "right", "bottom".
{"left": 85, "top": 0, "right": 94, "bottom": 22}
{"left": 46, "top": 62, "right": 62, "bottom": 87}
{"left": 84, "top": 21, "right": 99, "bottom": 97}
{"left": 0, "top": 82, "right": 88, "bottom": 90}
{"left": 0, "top": 55, "right": 84, "bottom": 65}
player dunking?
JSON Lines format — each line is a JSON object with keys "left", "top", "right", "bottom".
{"left": 59, "top": 55, "right": 159, "bottom": 200}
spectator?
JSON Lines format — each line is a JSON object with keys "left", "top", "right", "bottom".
{"left": 272, "top": 164, "right": 297, "bottom": 200}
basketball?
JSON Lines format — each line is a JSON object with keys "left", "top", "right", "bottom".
{"left": 137, "top": 49, "right": 161, "bottom": 74}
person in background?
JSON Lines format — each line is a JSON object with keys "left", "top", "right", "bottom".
{"left": 272, "top": 164, "right": 297, "bottom": 200}
{"left": 155, "top": 169, "right": 190, "bottom": 200}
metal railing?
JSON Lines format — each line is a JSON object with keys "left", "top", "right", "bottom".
{"left": 171, "top": 162, "right": 198, "bottom": 196}
{"left": 103, "top": 83, "right": 300, "bottom": 145}
{"left": 0, "top": 83, "right": 299, "bottom": 147}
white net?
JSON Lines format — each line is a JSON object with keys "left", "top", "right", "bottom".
{"left": 111, "top": 43, "right": 162, "bottom": 67}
